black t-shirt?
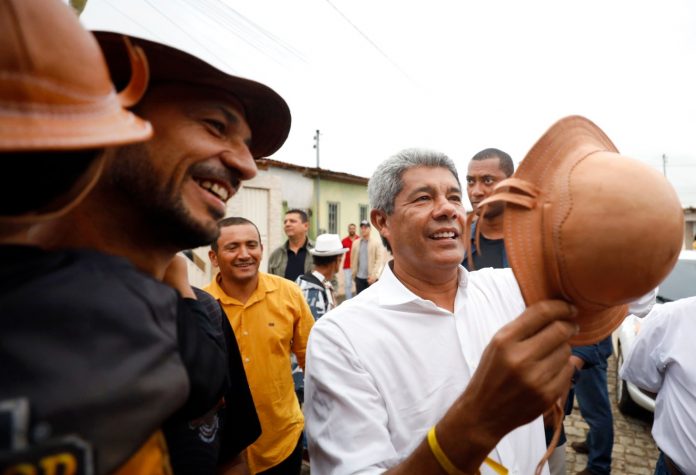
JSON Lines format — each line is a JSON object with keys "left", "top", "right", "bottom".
{"left": 0, "top": 245, "right": 189, "bottom": 475}
{"left": 284, "top": 245, "right": 308, "bottom": 282}
{"left": 164, "top": 288, "right": 261, "bottom": 474}
{"left": 464, "top": 234, "right": 506, "bottom": 270}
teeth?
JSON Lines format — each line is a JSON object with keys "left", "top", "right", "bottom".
{"left": 211, "top": 183, "right": 229, "bottom": 201}
{"left": 196, "top": 179, "right": 229, "bottom": 201}
{"left": 431, "top": 232, "right": 455, "bottom": 239}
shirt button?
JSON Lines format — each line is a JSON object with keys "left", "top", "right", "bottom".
{"left": 245, "top": 357, "right": 250, "bottom": 362}
{"left": 243, "top": 331, "right": 248, "bottom": 336}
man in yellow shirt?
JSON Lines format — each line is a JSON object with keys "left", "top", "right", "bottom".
{"left": 206, "top": 217, "right": 314, "bottom": 474}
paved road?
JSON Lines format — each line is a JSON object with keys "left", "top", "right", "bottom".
{"left": 564, "top": 354, "right": 659, "bottom": 474}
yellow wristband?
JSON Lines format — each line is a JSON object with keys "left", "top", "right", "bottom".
{"left": 426, "top": 426, "right": 509, "bottom": 475}
{"left": 427, "top": 426, "right": 467, "bottom": 475}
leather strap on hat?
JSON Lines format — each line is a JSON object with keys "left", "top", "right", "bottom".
{"left": 117, "top": 36, "right": 149, "bottom": 108}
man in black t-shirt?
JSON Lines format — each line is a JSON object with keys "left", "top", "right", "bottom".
{"left": 463, "top": 148, "right": 514, "bottom": 270}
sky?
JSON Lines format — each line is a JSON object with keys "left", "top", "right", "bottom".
{"left": 81, "top": 0, "right": 696, "bottom": 206}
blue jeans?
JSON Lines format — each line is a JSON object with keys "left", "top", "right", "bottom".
{"left": 575, "top": 354, "right": 613, "bottom": 474}
{"left": 343, "top": 268, "right": 353, "bottom": 299}
{"left": 655, "top": 450, "right": 684, "bottom": 475}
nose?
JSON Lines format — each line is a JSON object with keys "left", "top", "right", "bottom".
{"left": 433, "top": 195, "right": 459, "bottom": 220}
{"left": 237, "top": 244, "right": 251, "bottom": 259}
{"left": 470, "top": 181, "right": 485, "bottom": 199}
{"left": 221, "top": 146, "right": 257, "bottom": 181}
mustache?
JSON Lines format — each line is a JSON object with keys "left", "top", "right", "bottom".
{"left": 188, "top": 161, "right": 240, "bottom": 193}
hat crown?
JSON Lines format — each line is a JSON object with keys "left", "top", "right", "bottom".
{"left": 488, "top": 116, "right": 683, "bottom": 345}
{"left": 311, "top": 234, "right": 348, "bottom": 256}
{"left": 551, "top": 152, "right": 682, "bottom": 308}
{"left": 0, "top": 0, "right": 151, "bottom": 150}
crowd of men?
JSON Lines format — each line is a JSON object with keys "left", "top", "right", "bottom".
{"left": 1, "top": 1, "right": 694, "bottom": 475}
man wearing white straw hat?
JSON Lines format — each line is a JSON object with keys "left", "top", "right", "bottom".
{"left": 297, "top": 233, "right": 349, "bottom": 320}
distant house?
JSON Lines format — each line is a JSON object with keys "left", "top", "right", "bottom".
{"left": 184, "top": 158, "right": 374, "bottom": 291}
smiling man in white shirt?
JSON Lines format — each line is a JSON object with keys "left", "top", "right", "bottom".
{"left": 304, "top": 148, "right": 578, "bottom": 475}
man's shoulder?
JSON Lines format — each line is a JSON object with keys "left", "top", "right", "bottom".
{"left": 261, "top": 271, "right": 299, "bottom": 292}
{"left": 269, "top": 242, "right": 288, "bottom": 256}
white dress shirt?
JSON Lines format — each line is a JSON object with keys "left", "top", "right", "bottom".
{"left": 620, "top": 296, "right": 696, "bottom": 474}
{"left": 304, "top": 264, "right": 549, "bottom": 475}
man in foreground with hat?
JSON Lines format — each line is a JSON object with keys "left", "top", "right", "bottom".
{"left": 296, "top": 233, "right": 349, "bottom": 320}
{"left": 206, "top": 217, "right": 314, "bottom": 474}
{"left": 30, "top": 28, "right": 292, "bottom": 472}
{"left": 0, "top": 1, "right": 197, "bottom": 473}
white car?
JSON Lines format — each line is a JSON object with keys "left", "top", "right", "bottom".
{"left": 614, "top": 249, "right": 696, "bottom": 415}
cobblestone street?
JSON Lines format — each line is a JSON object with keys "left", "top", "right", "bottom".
{"left": 564, "top": 354, "right": 658, "bottom": 474}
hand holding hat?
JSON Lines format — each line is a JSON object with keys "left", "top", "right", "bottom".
{"left": 476, "top": 115, "right": 683, "bottom": 346}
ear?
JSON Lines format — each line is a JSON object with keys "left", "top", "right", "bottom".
{"left": 208, "top": 249, "right": 219, "bottom": 268}
{"left": 371, "top": 209, "right": 389, "bottom": 242}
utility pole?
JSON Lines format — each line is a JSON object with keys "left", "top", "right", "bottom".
{"left": 313, "top": 130, "right": 321, "bottom": 234}
{"left": 662, "top": 153, "right": 668, "bottom": 178}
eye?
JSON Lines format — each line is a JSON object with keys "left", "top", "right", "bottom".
{"left": 449, "top": 194, "right": 463, "bottom": 202}
{"left": 415, "top": 195, "right": 431, "bottom": 202}
{"left": 203, "top": 118, "right": 226, "bottom": 135}
{"left": 466, "top": 178, "right": 474, "bottom": 186}
{"left": 483, "top": 176, "right": 495, "bottom": 185}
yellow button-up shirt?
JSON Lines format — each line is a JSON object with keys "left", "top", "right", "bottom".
{"left": 205, "top": 272, "right": 314, "bottom": 473}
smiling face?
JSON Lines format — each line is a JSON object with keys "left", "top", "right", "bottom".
{"left": 210, "top": 223, "right": 263, "bottom": 285}
{"left": 374, "top": 166, "right": 466, "bottom": 278}
{"left": 466, "top": 157, "right": 508, "bottom": 217}
{"left": 103, "top": 83, "right": 256, "bottom": 249}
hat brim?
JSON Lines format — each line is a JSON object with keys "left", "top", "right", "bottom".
{"left": 94, "top": 31, "right": 291, "bottom": 159}
{"left": 310, "top": 249, "right": 349, "bottom": 257}
{"left": 0, "top": 86, "right": 151, "bottom": 152}
{"left": 503, "top": 116, "right": 627, "bottom": 346}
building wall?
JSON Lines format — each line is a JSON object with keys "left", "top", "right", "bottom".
{"left": 316, "top": 179, "right": 369, "bottom": 237}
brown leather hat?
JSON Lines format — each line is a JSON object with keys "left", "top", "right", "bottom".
{"left": 94, "top": 31, "right": 291, "bottom": 159}
{"left": 478, "top": 116, "right": 683, "bottom": 345}
{"left": 0, "top": 0, "right": 152, "bottom": 151}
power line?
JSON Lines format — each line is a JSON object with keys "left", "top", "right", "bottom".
{"left": 324, "top": 0, "right": 416, "bottom": 85}
{"left": 142, "top": 0, "right": 238, "bottom": 73}
{"left": 101, "top": 0, "right": 160, "bottom": 37}
{"left": 207, "top": 0, "right": 307, "bottom": 63}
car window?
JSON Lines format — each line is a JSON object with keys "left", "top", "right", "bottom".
{"left": 657, "top": 258, "right": 696, "bottom": 302}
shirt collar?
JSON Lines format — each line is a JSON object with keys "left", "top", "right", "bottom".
{"left": 208, "top": 272, "right": 278, "bottom": 306}
{"left": 311, "top": 270, "right": 327, "bottom": 283}
{"left": 376, "top": 261, "right": 470, "bottom": 308}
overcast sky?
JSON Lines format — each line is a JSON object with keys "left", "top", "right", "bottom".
{"left": 81, "top": 0, "right": 696, "bottom": 206}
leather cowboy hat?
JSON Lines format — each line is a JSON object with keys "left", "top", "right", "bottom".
{"left": 93, "top": 31, "right": 291, "bottom": 159}
{"left": 477, "top": 116, "right": 683, "bottom": 345}
{"left": 0, "top": 0, "right": 151, "bottom": 151}
{"left": 0, "top": 0, "right": 152, "bottom": 225}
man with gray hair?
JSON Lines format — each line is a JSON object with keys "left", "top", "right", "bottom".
{"left": 304, "top": 148, "right": 577, "bottom": 474}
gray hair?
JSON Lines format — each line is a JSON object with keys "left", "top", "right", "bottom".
{"left": 368, "top": 148, "right": 460, "bottom": 215}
